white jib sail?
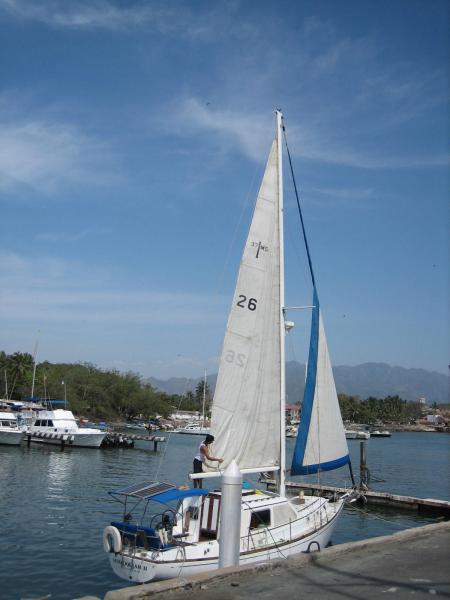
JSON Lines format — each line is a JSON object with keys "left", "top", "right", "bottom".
{"left": 301, "top": 312, "right": 349, "bottom": 470}
{"left": 205, "top": 139, "right": 281, "bottom": 473}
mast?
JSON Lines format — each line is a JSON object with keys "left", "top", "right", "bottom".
{"left": 31, "top": 333, "right": 39, "bottom": 399}
{"left": 276, "top": 109, "right": 286, "bottom": 497}
{"left": 202, "top": 369, "right": 207, "bottom": 428}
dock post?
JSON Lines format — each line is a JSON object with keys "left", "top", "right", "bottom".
{"left": 360, "top": 441, "right": 368, "bottom": 488}
{"left": 27, "top": 433, "right": 31, "bottom": 447}
{"left": 154, "top": 439, "right": 158, "bottom": 452}
{"left": 219, "top": 460, "right": 242, "bottom": 569}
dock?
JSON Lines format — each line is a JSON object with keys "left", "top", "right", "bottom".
{"left": 102, "top": 433, "right": 166, "bottom": 451}
{"left": 276, "top": 481, "right": 450, "bottom": 517}
{"left": 96, "top": 520, "right": 450, "bottom": 600}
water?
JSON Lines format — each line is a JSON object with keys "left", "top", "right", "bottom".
{"left": 0, "top": 432, "right": 448, "bottom": 600}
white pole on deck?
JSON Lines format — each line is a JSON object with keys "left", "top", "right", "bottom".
{"left": 218, "top": 460, "right": 242, "bottom": 569}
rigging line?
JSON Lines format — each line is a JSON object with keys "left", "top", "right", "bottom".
{"left": 213, "top": 161, "right": 261, "bottom": 299}
{"left": 281, "top": 117, "right": 316, "bottom": 290}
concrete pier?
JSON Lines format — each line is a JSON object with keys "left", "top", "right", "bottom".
{"left": 99, "top": 521, "right": 450, "bottom": 600}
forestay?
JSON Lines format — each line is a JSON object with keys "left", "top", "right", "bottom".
{"left": 205, "top": 139, "right": 282, "bottom": 473}
{"left": 291, "top": 288, "right": 349, "bottom": 475}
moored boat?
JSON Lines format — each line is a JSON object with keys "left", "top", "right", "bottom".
{"left": 104, "top": 111, "right": 355, "bottom": 583}
{"left": 0, "top": 412, "right": 25, "bottom": 445}
{"left": 28, "top": 407, "right": 105, "bottom": 448}
{"left": 173, "top": 423, "right": 211, "bottom": 435}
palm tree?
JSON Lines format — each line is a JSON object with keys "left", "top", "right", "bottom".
{"left": 8, "top": 352, "right": 34, "bottom": 398}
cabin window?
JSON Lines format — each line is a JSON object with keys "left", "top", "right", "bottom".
{"left": 35, "top": 420, "right": 41, "bottom": 426}
{"left": 48, "top": 420, "right": 54, "bottom": 426}
{"left": 249, "top": 509, "right": 271, "bottom": 529}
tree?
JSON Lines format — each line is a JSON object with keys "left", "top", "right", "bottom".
{"left": 195, "top": 380, "right": 211, "bottom": 415}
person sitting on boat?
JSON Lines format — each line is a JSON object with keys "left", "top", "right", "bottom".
{"left": 193, "top": 434, "right": 223, "bottom": 488}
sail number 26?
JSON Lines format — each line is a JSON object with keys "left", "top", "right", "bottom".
{"left": 236, "top": 295, "right": 257, "bottom": 311}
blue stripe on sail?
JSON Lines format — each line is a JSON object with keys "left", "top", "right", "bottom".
{"left": 293, "top": 454, "right": 350, "bottom": 475}
{"left": 291, "top": 287, "right": 319, "bottom": 476}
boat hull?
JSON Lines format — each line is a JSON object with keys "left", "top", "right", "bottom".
{"left": 109, "top": 501, "right": 343, "bottom": 583}
{"left": 0, "top": 430, "right": 24, "bottom": 445}
{"left": 29, "top": 432, "right": 105, "bottom": 448}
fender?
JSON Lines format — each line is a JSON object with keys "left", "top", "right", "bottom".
{"left": 103, "top": 525, "right": 122, "bottom": 553}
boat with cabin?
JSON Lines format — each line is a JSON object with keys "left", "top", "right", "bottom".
{"left": 0, "top": 411, "right": 25, "bottom": 445}
{"left": 28, "top": 402, "right": 106, "bottom": 448}
{"left": 103, "top": 111, "right": 355, "bottom": 583}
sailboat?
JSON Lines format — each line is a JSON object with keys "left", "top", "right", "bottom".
{"left": 104, "top": 111, "right": 353, "bottom": 583}
{"left": 173, "top": 370, "right": 211, "bottom": 435}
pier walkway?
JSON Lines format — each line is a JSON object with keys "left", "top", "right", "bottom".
{"left": 96, "top": 521, "right": 450, "bottom": 600}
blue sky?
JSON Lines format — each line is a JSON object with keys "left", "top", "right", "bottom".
{"left": 0, "top": 0, "right": 448, "bottom": 380}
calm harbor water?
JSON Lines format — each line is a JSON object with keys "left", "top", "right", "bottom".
{"left": 1, "top": 432, "right": 448, "bottom": 600}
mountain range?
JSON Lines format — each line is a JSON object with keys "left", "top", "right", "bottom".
{"left": 148, "top": 362, "right": 449, "bottom": 405}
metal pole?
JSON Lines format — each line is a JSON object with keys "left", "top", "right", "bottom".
{"left": 219, "top": 460, "right": 242, "bottom": 569}
{"left": 276, "top": 109, "right": 286, "bottom": 498}
{"left": 360, "top": 441, "right": 368, "bottom": 488}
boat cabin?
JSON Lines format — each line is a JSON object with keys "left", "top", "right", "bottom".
{"left": 175, "top": 488, "right": 298, "bottom": 545}
{"left": 0, "top": 412, "right": 20, "bottom": 428}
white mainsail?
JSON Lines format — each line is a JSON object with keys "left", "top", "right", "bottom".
{"left": 206, "top": 138, "right": 281, "bottom": 473}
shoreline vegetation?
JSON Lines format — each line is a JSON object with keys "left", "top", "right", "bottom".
{"left": 1, "top": 351, "right": 448, "bottom": 429}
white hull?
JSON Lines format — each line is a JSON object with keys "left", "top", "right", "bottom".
{"left": 28, "top": 408, "right": 105, "bottom": 448}
{"left": 29, "top": 431, "right": 105, "bottom": 448}
{"left": 0, "top": 430, "right": 24, "bottom": 445}
{"left": 108, "top": 497, "right": 344, "bottom": 584}
{"left": 0, "top": 412, "right": 25, "bottom": 445}
{"left": 174, "top": 428, "right": 211, "bottom": 435}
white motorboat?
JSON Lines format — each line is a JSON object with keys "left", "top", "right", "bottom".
{"left": 0, "top": 412, "right": 24, "bottom": 446}
{"left": 345, "top": 429, "right": 358, "bottom": 439}
{"left": 28, "top": 407, "right": 105, "bottom": 448}
{"left": 104, "top": 111, "right": 354, "bottom": 583}
{"left": 370, "top": 429, "right": 391, "bottom": 437}
{"left": 173, "top": 423, "right": 211, "bottom": 435}
{"left": 345, "top": 429, "right": 370, "bottom": 440}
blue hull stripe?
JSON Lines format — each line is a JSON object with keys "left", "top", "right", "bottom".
{"left": 293, "top": 454, "right": 350, "bottom": 475}
{"left": 291, "top": 287, "right": 319, "bottom": 476}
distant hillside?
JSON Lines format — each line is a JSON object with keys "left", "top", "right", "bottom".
{"left": 148, "top": 362, "right": 449, "bottom": 405}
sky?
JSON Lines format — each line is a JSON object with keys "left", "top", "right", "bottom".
{"left": 0, "top": 0, "right": 448, "bottom": 382}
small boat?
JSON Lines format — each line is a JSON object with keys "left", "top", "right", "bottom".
{"left": 28, "top": 406, "right": 106, "bottom": 448}
{"left": 173, "top": 423, "right": 211, "bottom": 435}
{"left": 104, "top": 111, "right": 355, "bottom": 583}
{"left": 174, "top": 371, "right": 211, "bottom": 436}
{"left": 0, "top": 412, "right": 24, "bottom": 445}
{"left": 370, "top": 429, "right": 391, "bottom": 437}
{"left": 346, "top": 430, "right": 370, "bottom": 440}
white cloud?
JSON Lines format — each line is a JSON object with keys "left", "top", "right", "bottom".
{"left": 168, "top": 98, "right": 449, "bottom": 170}
{"left": 0, "top": 117, "right": 116, "bottom": 194}
{"left": 0, "top": 0, "right": 174, "bottom": 30}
